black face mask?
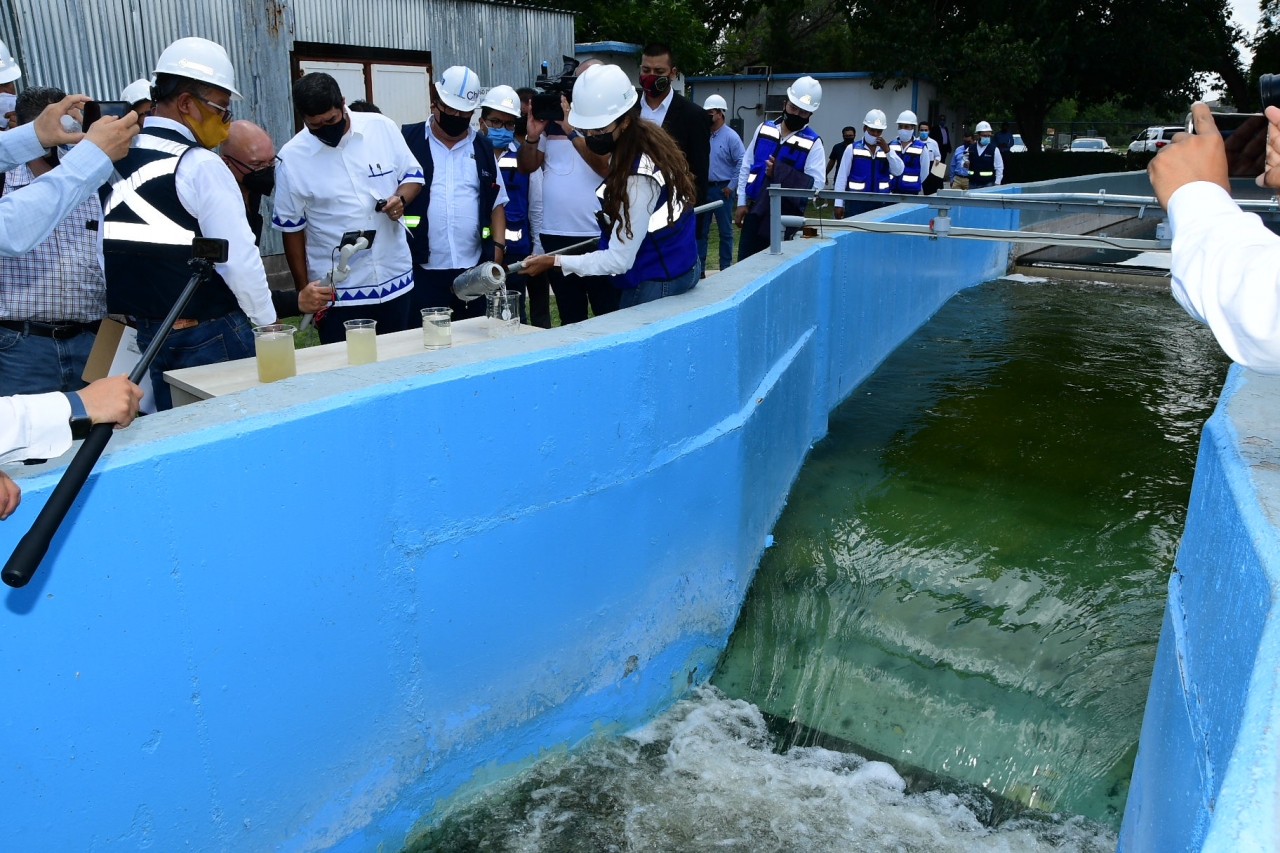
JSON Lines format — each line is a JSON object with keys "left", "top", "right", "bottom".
{"left": 585, "top": 132, "right": 617, "bottom": 155}
{"left": 310, "top": 115, "right": 348, "bottom": 148}
{"left": 783, "top": 112, "right": 809, "bottom": 131}
{"left": 436, "top": 111, "right": 471, "bottom": 137}
{"left": 243, "top": 165, "right": 276, "bottom": 196}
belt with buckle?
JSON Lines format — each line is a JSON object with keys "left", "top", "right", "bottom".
{"left": 0, "top": 319, "right": 100, "bottom": 339}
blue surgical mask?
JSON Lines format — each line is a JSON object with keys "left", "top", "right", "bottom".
{"left": 488, "top": 127, "right": 514, "bottom": 149}
{"left": 919, "top": 131, "right": 929, "bottom": 140}
{"left": 978, "top": 136, "right": 990, "bottom": 148}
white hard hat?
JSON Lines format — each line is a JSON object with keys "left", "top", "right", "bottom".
{"left": 154, "top": 37, "right": 241, "bottom": 100}
{"left": 121, "top": 79, "right": 152, "bottom": 106}
{"left": 568, "top": 64, "right": 638, "bottom": 130}
{"left": 0, "top": 40, "right": 21, "bottom": 86}
{"left": 703, "top": 94, "right": 727, "bottom": 112}
{"left": 863, "top": 109, "right": 887, "bottom": 131}
{"left": 436, "top": 66, "right": 481, "bottom": 112}
{"left": 896, "top": 110, "right": 918, "bottom": 126}
{"left": 975, "top": 120, "right": 993, "bottom": 133}
{"left": 786, "top": 76, "right": 822, "bottom": 112}
{"left": 479, "top": 84, "right": 520, "bottom": 116}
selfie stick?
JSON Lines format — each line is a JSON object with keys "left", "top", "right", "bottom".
{"left": 2, "top": 240, "right": 228, "bottom": 589}
{"left": 299, "top": 237, "right": 370, "bottom": 333}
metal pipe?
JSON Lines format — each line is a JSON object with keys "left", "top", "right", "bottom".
{"left": 778, "top": 215, "right": 1171, "bottom": 252}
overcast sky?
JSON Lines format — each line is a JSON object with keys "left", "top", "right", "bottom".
{"left": 1233, "top": 0, "right": 1261, "bottom": 36}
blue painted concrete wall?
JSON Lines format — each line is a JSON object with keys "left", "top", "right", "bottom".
{"left": 0, "top": 200, "right": 1014, "bottom": 852}
{"left": 1120, "top": 366, "right": 1280, "bottom": 853}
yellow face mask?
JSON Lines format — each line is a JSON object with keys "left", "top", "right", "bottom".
{"left": 184, "top": 97, "right": 230, "bottom": 149}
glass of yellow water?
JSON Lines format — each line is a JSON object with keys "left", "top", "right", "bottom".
{"left": 253, "top": 323, "right": 297, "bottom": 383}
{"left": 344, "top": 318, "right": 377, "bottom": 365}
{"left": 422, "top": 307, "right": 451, "bottom": 350}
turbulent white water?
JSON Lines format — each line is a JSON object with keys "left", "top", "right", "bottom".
{"left": 410, "top": 687, "right": 1118, "bottom": 852}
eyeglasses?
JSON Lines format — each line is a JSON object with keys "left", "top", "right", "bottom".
{"left": 225, "top": 153, "right": 280, "bottom": 173}
{"left": 484, "top": 117, "right": 517, "bottom": 131}
{"left": 581, "top": 123, "right": 617, "bottom": 138}
{"left": 197, "top": 97, "right": 233, "bottom": 125}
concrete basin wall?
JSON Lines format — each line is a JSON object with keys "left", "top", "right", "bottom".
{"left": 0, "top": 201, "right": 1014, "bottom": 852}
{"left": 1120, "top": 367, "right": 1280, "bottom": 853}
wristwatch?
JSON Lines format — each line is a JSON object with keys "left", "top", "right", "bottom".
{"left": 65, "top": 391, "right": 93, "bottom": 441}
{"left": 524, "top": 134, "right": 540, "bottom": 145}
{"left": 567, "top": 130, "right": 582, "bottom": 141}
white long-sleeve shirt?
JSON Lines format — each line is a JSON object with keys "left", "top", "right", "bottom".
{"left": 0, "top": 123, "right": 112, "bottom": 257}
{"left": 832, "top": 142, "right": 904, "bottom": 209}
{"left": 557, "top": 175, "right": 662, "bottom": 278}
{"left": 1, "top": 392, "right": 71, "bottom": 463}
{"left": 736, "top": 122, "right": 827, "bottom": 207}
{"left": 1169, "top": 181, "right": 1280, "bottom": 373}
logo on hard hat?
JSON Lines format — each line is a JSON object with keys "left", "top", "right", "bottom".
{"left": 501, "top": 97, "right": 515, "bottom": 108}
{"left": 799, "top": 94, "right": 812, "bottom": 105}
{"left": 178, "top": 59, "right": 215, "bottom": 76}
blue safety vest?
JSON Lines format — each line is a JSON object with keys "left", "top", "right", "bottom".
{"left": 598, "top": 155, "right": 697, "bottom": 289}
{"left": 744, "top": 120, "right": 819, "bottom": 201}
{"left": 967, "top": 142, "right": 997, "bottom": 187}
{"left": 496, "top": 143, "right": 531, "bottom": 255}
{"left": 891, "top": 138, "right": 927, "bottom": 194}
{"left": 845, "top": 140, "right": 892, "bottom": 194}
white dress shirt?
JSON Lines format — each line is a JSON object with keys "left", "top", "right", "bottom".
{"left": 736, "top": 123, "right": 827, "bottom": 207}
{"left": 1169, "top": 181, "right": 1280, "bottom": 373}
{"left": 0, "top": 123, "right": 112, "bottom": 258}
{"left": 130, "top": 117, "right": 276, "bottom": 325}
{"left": 558, "top": 175, "right": 662, "bottom": 277}
{"left": 1, "top": 392, "right": 71, "bottom": 463}
{"left": 832, "top": 143, "right": 904, "bottom": 210}
{"left": 419, "top": 120, "right": 508, "bottom": 270}
{"left": 273, "top": 111, "right": 425, "bottom": 306}
{"left": 640, "top": 89, "right": 675, "bottom": 127}
{"left": 537, "top": 134, "right": 603, "bottom": 237}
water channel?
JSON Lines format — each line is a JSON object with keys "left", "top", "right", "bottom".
{"left": 408, "top": 277, "right": 1230, "bottom": 851}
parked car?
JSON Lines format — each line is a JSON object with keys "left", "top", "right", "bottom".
{"left": 1128, "top": 126, "right": 1183, "bottom": 154}
{"left": 1069, "top": 137, "right": 1113, "bottom": 153}
{"left": 1010, "top": 134, "right": 1027, "bottom": 153}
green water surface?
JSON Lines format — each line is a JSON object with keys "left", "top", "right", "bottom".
{"left": 712, "top": 278, "right": 1230, "bottom": 829}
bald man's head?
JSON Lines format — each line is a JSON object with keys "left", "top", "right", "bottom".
{"left": 576, "top": 58, "right": 603, "bottom": 75}
{"left": 222, "top": 120, "right": 275, "bottom": 176}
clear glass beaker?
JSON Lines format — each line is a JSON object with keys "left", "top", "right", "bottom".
{"left": 344, "top": 318, "right": 377, "bottom": 365}
{"left": 253, "top": 323, "right": 297, "bottom": 383}
{"left": 422, "top": 307, "right": 451, "bottom": 350}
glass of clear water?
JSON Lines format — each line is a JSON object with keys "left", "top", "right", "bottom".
{"left": 485, "top": 289, "right": 521, "bottom": 339}
{"left": 421, "top": 307, "right": 451, "bottom": 350}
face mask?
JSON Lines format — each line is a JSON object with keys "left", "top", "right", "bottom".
{"left": 310, "top": 114, "right": 348, "bottom": 148}
{"left": 242, "top": 165, "right": 276, "bottom": 196}
{"left": 436, "top": 111, "right": 471, "bottom": 138}
{"left": 0, "top": 92, "right": 14, "bottom": 129}
{"left": 585, "top": 131, "right": 617, "bottom": 156}
{"left": 783, "top": 112, "right": 808, "bottom": 131}
{"left": 185, "top": 99, "right": 230, "bottom": 149}
{"left": 864, "top": 131, "right": 880, "bottom": 145}
{"left": 897, "top": 128, "right": 913, "bottom": 142}
{"left": 487, "top": 127, "right": 515, "bottom": 149}
{"left": 978, "top": 136, "right": 991, "bottom": 148}
{"left": 639, "top": 75, "right": 670, "bottom": 98}
{"left": 919, "top": 131, "right": 929, "bottom": 140}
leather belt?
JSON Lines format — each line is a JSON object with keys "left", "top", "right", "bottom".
{"left": 0, "top": 319, "right": 100, "bottom": 340}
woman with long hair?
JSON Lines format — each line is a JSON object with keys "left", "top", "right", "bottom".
{"left": 520, "top": 64, "right": 699, "bottom": 308}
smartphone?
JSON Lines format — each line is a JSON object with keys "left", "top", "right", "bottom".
{"left": 339, "top": 230, "right": 376, "bottom": 249}
{"left": 82, "top": 100, "right": 130, "bottom": 131}
{"left": 531, "top": 92, "right": 564, "bottom": 122}
{"left": 1187, "top": 111, "right": 1269, "bottom": 177}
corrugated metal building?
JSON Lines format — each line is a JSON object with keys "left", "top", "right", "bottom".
{"left": 0, "top": 0, "right": 574, "bottom": 254}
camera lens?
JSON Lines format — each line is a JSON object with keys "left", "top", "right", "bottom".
{"left": 1261, "top": 73, "right": 1280, "bottom": 111}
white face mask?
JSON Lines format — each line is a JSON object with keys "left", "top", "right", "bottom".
{"left": 864, "top": 131, "right": 880, "bottom": 145}
{"left": 0, "top": 93, "right": 15, "bottom": 129}
{"left": 897, "top": 128, "right": 914, "bottom": 142}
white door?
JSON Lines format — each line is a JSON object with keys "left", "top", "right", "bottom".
{"left": 371, "top": 64, "right": 431, "bottom": 126}
{"left": 298, "top": 60, "right": 367, "bottom": 107}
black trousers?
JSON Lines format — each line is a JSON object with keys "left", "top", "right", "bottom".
{"left": 315, "top": 292, "right": 412, "bottom": 345}
{"left": 541, "top": 233, "right": 617, "bottom": 324}
{"left": 411, "top": 267, "right": 488, "bottom": 321}
{"left": 526, "top": 271, "right": 551, "bottom": 329}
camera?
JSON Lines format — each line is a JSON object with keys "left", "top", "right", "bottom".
{"left": 1262, "top": 74, "right": 1280, "bottom": 111}
{"left": 532, "top": 56, "right": 579, "bottom": 122}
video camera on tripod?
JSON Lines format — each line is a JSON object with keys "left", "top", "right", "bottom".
{"left": 531, "top": 56, "right": 579, "bottom": 122}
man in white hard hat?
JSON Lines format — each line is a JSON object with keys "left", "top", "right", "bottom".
{"left": 965, "top": 121, "right": 1003, "bottom": 188}
{"left": 396, "top": 66, "right": 506, "bottom": 321}
{"left": 833, "top": 109, "right": 903, "bottom": 219}
{"left": 479, "top": 84, "right": 538, "bottom": 321}
{"left": 99, "top": 37, "right": 279, "bottom": 410}
{"left": 275, "top": 72, "right": 423, "bottom": 344}
{"left": 0, "top": 40, "right": 20, "bottom": 129}
{"left": 700, "top": 93, "right": 744, "bottom": 273}
{"left": 889, "top": 110, "right": 930, "bottom": 196}
{"left": 736, "top": 76, "right": 827, "bottom": 260}
{"left": 121, "top": 79, "right": 153, "bottom": 116}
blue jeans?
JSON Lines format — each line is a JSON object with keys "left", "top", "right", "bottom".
{"left": 0, "top": 323, "right": 96, "bottom": 396}
{"left": 617, "top": 264, "right": 699, "bottom": 309}
{"left": 696, "top": 181, "right": 734, "bottom": 272}
{"left": 135, "top": 311, "right": 255, "bottom": 411}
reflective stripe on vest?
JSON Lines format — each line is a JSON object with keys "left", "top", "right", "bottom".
{"left": 101, "top": 158, "right": 197, "bottom": 246}
{"left": 497, "top": 155, "right": 519, "bottom": 170}
{"left": 505, "top": 228, "right": 523, "bottom": 243}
